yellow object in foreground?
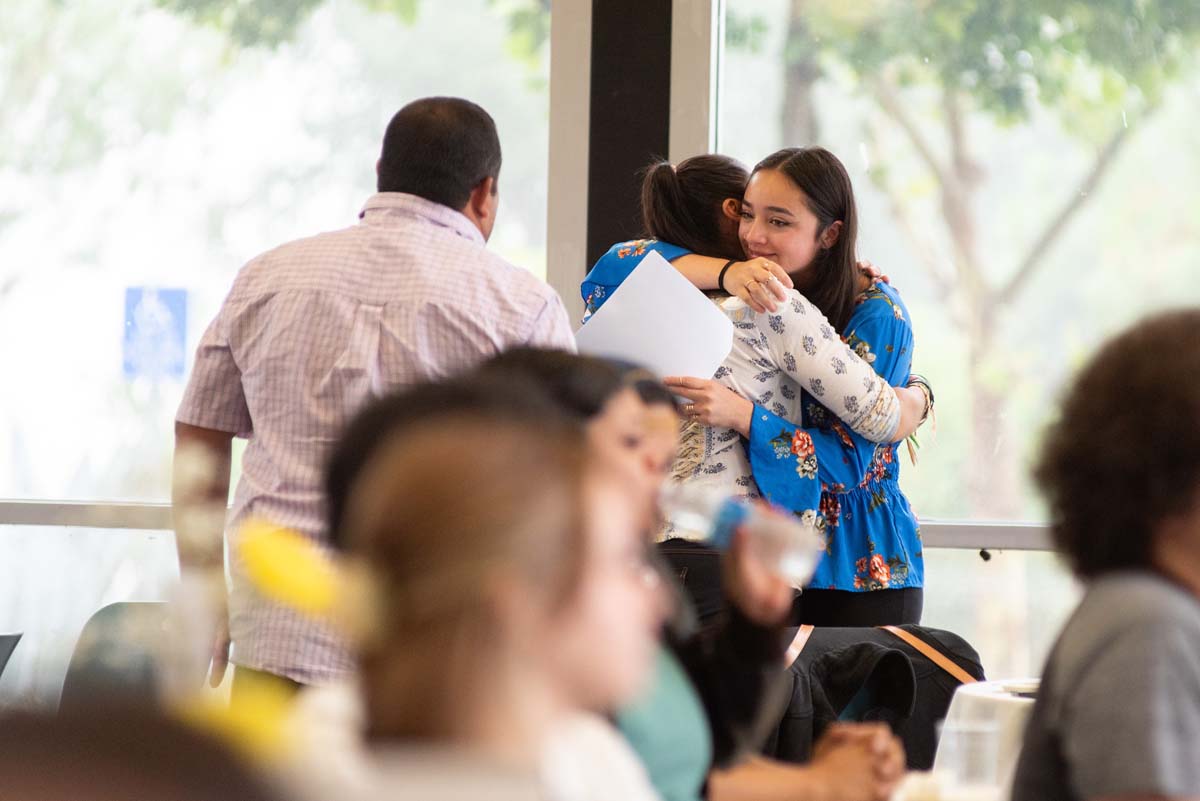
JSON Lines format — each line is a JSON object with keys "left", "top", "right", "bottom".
{"left": 238, "top": 520, "right": 338, "bottom": 616}
{"left": 179, "top": 674, "right": 296, "bottom": 762}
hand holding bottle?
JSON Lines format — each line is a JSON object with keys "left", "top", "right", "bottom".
{"left": 722, "top": 525, "right": 794, "bottom": 626}
{"left": 660, "top": 484, "right": 825, "bottom": 588}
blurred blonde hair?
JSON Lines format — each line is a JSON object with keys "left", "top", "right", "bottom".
{"left": 342, "top": 415, "right": 586, "bottom": 741}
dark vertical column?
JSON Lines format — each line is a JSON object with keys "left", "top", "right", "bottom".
{"left": 586, "top": 0, "right": 673, "bottom": 268}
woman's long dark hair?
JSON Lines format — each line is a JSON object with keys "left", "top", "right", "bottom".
{"left": 640, "top": 154, "right": 748, "bottom": 262}
{"left": 752, "top": 147, "right": 859, "bottom": 331}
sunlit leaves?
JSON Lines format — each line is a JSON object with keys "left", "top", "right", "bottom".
{"left": 734, "top": 0, "right": 1200, "bottom": 139}
{"left": 155, "top": 0, "right": 325, "bottom": 47}
{"left": 361, "top": 0, "right": 418, "bottom": 24}
{"left": 153, "top": 0, "right": 550, "bottom": 66}
{"left": 726, "top": 9, "right": 769, "bottom": 53}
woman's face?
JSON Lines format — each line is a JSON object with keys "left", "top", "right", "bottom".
{"left": 739, "top": 168, "right": 827, "bottom": 285}
{"left": 541, "top": 472, "right": 666, "bottom": 712}
{"left": 587, "top": 387, "right": 680, "bottom": 503}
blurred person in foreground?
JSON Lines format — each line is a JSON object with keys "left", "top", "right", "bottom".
{"left": 305, "top": 384, "right": 668, "bottom": 800}
{"left": 0, "top": 706, "right": 284, "bottom": 801}
{"left": 1012, "top": 308, "right": 1200, "bottom": 801}
{"left": 476, "top": 348, "right": 906, "bottom": 801}
{"left": 172, "top": 96, "right": 574, "bottom": 694}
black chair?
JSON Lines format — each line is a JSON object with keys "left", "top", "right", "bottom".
{"left": 58, "top": 602, "right": 166, "bottom": 711}
{"left": 0, "top": 632, "right": 21, "bottom": 681}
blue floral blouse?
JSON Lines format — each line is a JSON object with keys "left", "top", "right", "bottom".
{"left": 582, "top": 239, "right": 691, "bottom": 320}
{"left": 748, "top": 280, "right": 923, "bottom": 592}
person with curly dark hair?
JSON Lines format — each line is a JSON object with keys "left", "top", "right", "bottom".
{"left": 1012, "top": 308, "right": 1200, "bottom": 801}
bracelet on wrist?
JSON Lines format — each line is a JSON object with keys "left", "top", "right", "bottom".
{"left": 717, "top": 259, "right": 737, "bottom": 294}
{"left": 907, "top": 374, "right": 935, "bottom": 422}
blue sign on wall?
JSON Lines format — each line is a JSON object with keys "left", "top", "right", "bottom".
{"left": 123, "top": 287, "right": 188, "bottom": 380}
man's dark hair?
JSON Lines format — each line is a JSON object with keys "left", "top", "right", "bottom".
{"left": 325, "top": 375, "right": 572, "bottom": 551}
{"left": 1035, "top": 308, "right": 1200, "bottom": 579}
{"left": 377, "top": 96, "right": 502, "bottom": 209}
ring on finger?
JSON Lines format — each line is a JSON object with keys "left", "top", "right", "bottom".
{"left": 683, "top": 403, "right": 696, "bottom": 416}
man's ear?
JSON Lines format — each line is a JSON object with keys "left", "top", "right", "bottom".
{"left": 721, "top": 198, "right": 741, "bottom": 221}
{"left": 470, "top": 176, "right": 497, "bottom": 216}
{"left": 819, "top": 220, "right": 843, "bottom": 249}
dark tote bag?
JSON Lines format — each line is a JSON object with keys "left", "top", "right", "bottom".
{"left": 765, "top": 624, "right": 986, "bottom": 769}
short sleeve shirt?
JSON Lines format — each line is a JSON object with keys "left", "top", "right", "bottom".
{"left": 1012, "top": 571, "right": 1200, "bottom": 801}
{"left": 177, "top": 192, "right": 575, "bottom": 683}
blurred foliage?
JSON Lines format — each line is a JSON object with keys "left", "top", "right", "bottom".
{"left": 360, "top": 0, "right": 420, "bottom": 25}
{"left": 735, "top": 0, "right": 1200, "bottom": 141}
{"left": 1, "top": 1, "right": 181, "bottom": 175}
{"left": 154, "top": 0, "right": 549, "bottom": 61}
{"left": 153, "top": 0, "right": 325, "bottom": 46}
{"left": 726, "top": 9, "right": 769, "bottom": 53}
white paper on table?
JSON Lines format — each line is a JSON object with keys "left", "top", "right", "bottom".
{"left": 574, "top": 250, "right": 734, "bottom": 380}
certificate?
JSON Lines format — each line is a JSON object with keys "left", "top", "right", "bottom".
{"left": 575, "top": 250, "right": 734, "bottom": 380}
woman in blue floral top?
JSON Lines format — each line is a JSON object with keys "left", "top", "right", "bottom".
{"left": 581, "top": 149, "right": 929, "bottom": 626}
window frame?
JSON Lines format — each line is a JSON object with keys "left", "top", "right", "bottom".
{"left": 0, "top": 500, "right": 1050, "bottom": 550}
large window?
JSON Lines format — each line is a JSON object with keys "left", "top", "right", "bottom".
{"left": 0, "top": 0, "right": 550, "bottom": 705}
{"left": 0, "top": 0, "right": 551, "bottom": 504}
{"left": 719, "top": 0, "right": 1199, "bottom": 674}
{"left": 0, "top": 526, "right": 179, "bottom": 704}
{"left": 720, "top": 0, "right": 1200, "bottom": 522}
{"left": 5, "top": 0, "right": 1195, "bottom": 700}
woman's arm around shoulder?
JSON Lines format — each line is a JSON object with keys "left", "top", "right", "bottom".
{"left": 672, "top": 254, "right": 794, "bottom": 313}
{"left": 580, "top": 239, "right": 692, "bottom": 319}
{"left": 760, "top": 292, "right": 902, "bottom": 443}
{"left": 841, "top": 280, "right": 915, "bottom": 387}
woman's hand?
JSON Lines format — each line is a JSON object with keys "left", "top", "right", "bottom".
{"left": 857, "top": 259, "right": 890, "bottom": 284}
{"left": 662, "top": 377, "right": 754, "bottom": 437}
{"left": 723, "top": 258, "right": 793, "bottom": 313}
{"left": 810, "top": 724, "right": 906, "bottom": 801}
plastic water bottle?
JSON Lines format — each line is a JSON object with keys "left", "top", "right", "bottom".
{"left": 660, "top": 484, "right": 824, "bottom": 586}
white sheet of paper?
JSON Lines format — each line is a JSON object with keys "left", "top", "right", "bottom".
{"left": 575, "top": 250, "right": 734, "bottom": 380}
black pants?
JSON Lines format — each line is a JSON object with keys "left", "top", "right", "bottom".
{"left": 790, "top": 587, "right": 924, "bottom": 627}
{"left": 659, "top": 538, "right": 923, "bottom": 628}
{"left": 658, "top": 539, "right": 726, "bottom": 626}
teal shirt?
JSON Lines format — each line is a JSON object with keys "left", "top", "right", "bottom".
{"left": 616, "top": 647, "right": 712, "bottom": 801}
